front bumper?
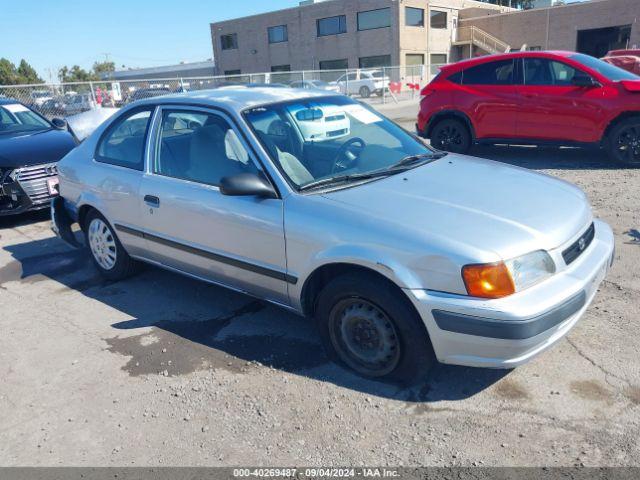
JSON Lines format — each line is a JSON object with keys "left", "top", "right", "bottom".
{"left": 0, "top": 164, "right": 59, "bottom": 216}
{"left": 406, "top": 219, "right": 615, "bottom": 369}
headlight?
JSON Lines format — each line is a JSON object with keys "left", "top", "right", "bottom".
{"left": 462, "top": 250, "right": 555, "bottom": 299}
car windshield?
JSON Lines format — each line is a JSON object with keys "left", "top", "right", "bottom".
{"left": 244, "top": 96, "right": 440, "bottom": 190}
{"left": 571, "top": 53, "right": 639, "bottom": 81}
{"left": 311, "top": 81, "right": 330, "bottom": 87}
{"left": 0, "top": 103, "right": 51, "bottom": 135}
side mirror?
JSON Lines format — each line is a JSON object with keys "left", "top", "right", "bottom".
{"left": 572, "top": 74, "right": 599, "bottom": 88}
{"left": 219, "top": 172, "right": 278, "bottom": 199}
{"left": 51, "top": 118, "right": 68, "bottom": 130}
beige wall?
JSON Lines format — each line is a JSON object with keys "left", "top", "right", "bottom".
{"left": 211, "top": 0, "right": 397, "bottom": 74}
{"left": 210, "top": 0, "right": 504, "bottom": 74}
{"left": 460, "top": 0, "right": 640, "bottom": 52}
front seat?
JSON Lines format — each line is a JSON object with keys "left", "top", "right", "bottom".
{"left": 188, "top": 123, "right": 247, "bottom": 185}
{"left": 257, "top": 131, "right": 313, "bottom": 186}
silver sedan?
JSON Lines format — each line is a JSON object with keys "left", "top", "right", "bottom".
{"left": 52, "top": 88, "right": 615, "bottom": 383}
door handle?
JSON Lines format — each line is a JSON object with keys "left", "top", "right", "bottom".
{"left": 144, "top": 195, "right": 160, "bottom": 207}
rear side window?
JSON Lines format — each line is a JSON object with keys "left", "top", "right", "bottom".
{"left": 96, "top": 108, "right": 153, "bottom": 170}
{"left": 462, "top": 59, "right": 514, "bottom": 85}
{"left": 447, "top": 71, "right": 462, "bottom": 84}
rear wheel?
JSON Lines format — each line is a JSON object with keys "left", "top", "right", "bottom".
{"left": 84, "top": 210, "right": 139, "bottom": 281}
{"left": 606, "top": 117, "right": 640, "bottom": 166}
{"left": 315, "top": 272, "right": 435, "bottom": 385}
{"left": 430, "top": 118, "right": 471, "bottom": 154}
{"left": 359, "top": 86, "right": 371, "bottom": 98}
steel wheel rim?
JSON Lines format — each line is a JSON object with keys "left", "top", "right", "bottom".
{"left": 329, "top": 298, "right": 401, "bottom": 377}
{"left": 615, "top": 125, "right": 640, "bottom": 164}
{"left": 88, "top": 218, "right": 117, "bottom": 270}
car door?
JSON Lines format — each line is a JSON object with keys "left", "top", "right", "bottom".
{"left": 92, "top": 107, "right": 155, "bottom": 258}
{"left": 516, "top": 57, "right": 606, "bottom": 143}
{"left": 458, "top": 58, "right": 518, "bottom": 139}
{"left": 138, "top": 105, "right": 289, "bottom": 305}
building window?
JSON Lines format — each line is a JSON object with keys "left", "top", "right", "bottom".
{"left": 357, "top": 8, "right": 391, "bottom": 31}
{"left": 359, "top": 55, "right": 392, "bottom": 69}
{"left": 319, "top": 59, "right": 348, "bottom": 70}
{"left": 406, "top": 54, "right": 425, "bottom": 66}
{"left": 220, "top": 33, "right": 238, "bottom": 50}
{"left": 271, "top": 65, "right": 291, "bottom": 72}
{"left": 405, "top": 7, "right": 424, "bottom": 27}
{"left": 430, "top": 53, "right": 447, "bottom": 75}
{"left": 268, "top": 25, "right": 288, "bottom": 44}
{"left": 317, "top": 15, "right": 347, "bottom": 37}
{"left": 224, "top": 69, "right": 241, "bottom": 76}
{"left": 430, "top": 10, "right": 447, "bottom": 29}
{"left": 528, "top": 45, "right": 542, "bottom": 51}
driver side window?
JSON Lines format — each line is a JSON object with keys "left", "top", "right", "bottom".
{"left": 155, "top": 109, "right": 258, "bottom": 187}
{"left": 524, "top": 58, "right": 579, "bottom": 86}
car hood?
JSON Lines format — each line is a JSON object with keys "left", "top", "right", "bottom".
{"left": 321, "top": 155, "right": 592, "bottom": 260}
{"left": 0, "top": 128, "right": 76, "bottom": 169}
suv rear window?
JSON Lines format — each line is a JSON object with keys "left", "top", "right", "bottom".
{"left": 462, "top": 59, "right": 514, "bottom": 85}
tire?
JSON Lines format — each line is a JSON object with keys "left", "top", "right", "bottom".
{"left": 359, "top": 86, "right": 371, "bottom": 99}
{"left": 83, "top": 210, "right": 139, "bottom": 281}
{"left": 430, "top": 118, "right": 472, "bottom": 154}
{"left": 315, "top": 272, "right": 435, "bottom": 385}
{"left": 606, "top": 117, "right": 640, "bottom": 166}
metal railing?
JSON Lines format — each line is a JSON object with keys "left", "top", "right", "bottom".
{"left": 455, "top": 26, "right": 511, "bottom": 54}
{"left": 0, "top": 63, "right": 447, "bottom": 120}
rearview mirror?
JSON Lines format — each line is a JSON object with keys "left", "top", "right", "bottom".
{"left": 51, "top": 118, "right": 68, "bottom": 130}
{"left": 572, "top": 74, "right": 599, "bottom": 88}
{"left": 219, "top": 172, "right": 278, "bottom": 199}
{"left": 295, "top": 108, "right": 323, "bottom": 122}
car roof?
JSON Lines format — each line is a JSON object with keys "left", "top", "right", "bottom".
{"left": 440, "top": 50, "right": 577, "bottom": 72}
{"left": 132, "top": 87, "right": 335, "bottom": 113}
{"left": 0, "top": 97, "right": 22, "bottom": 106}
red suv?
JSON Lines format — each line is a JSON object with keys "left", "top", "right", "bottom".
{"left": 417, "top": 51, "right": 640, "bottom": 165}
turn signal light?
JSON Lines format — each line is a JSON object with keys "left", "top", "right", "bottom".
{"left": 462, "top": 262, "right": 516, "bottom": 299}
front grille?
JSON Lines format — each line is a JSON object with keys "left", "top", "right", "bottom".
{"left": 13, "top": 163, "right": 59, "bottom": 205}
{"left": 562, "top": 223, "right": 595, "bottom": 266}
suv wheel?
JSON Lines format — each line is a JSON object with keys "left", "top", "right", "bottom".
{"left": 359, "top": 86, "right": 371, "bottom": 98}
{"left": 315, "top": 272, "right": 435, "bottom": 384}
{"left": 606, "top": 117, "right": 640, "bottom": 166}
{"left": 84, "top": 210, "right": 139, "bottom": 281}
{"left": 430, "top": 118, "right": 471, "bottom": 154}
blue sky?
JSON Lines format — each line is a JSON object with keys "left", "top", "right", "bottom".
{"left": 4, "top": 0, "right": 589, "bottom": 82}
{"left": 2, "top": 0, "right": 299, "bottom": 81}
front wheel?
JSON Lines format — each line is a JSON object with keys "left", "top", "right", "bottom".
{"left": 430, "top": 118, "right": 471, "bottom": 154}
{"left": 315, "top": 273, "right": 435, "bottom": 384}
{"left": 606, "top": 117, "right": 640, "bottom": 166}
{"left": 84, "top": 210, "right": 139, "bottom": 281}
{"left": 359, "top": 86, "right": 371, "bottom": 98}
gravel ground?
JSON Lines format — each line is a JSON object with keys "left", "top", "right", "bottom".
{"left": 0, "top": 102, "right": 638, "bottom": 467}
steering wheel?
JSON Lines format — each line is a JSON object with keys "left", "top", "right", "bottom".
{"left": 332, "top": 137, "right": 366, "bottom": 174}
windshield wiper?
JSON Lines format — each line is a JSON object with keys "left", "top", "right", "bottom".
{"left": 299, "top": 170, "right": 395, "bottom": 192}
{"left": 388, "top": 152, "right": 447, "bottom": 170}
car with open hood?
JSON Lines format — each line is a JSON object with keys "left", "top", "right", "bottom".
{"left": 51, "top": 88, "right": 614, "bottom": 383}
{"left": 0, "top": 98, "right": 76, "bottom": 216}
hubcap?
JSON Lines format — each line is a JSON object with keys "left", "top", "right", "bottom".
{"left": 615, "top": 125, "right": 640, "bottom": 164}
{"left": 88, "top": 218, "right": 117, "bottom": 270}
{"left": 329, "top": 298, "right": 401, "bottom": 377}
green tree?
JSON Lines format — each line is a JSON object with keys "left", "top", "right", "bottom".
{"left": 16, "top": 60, "right": 43, "bottom": 84}
{"left": 58, "top": 65, "right": 97, "bottom": 83}
{"left": 0, "top": 58, "right": 44, "bottom": 85}
{"left": 0, "top": 58, "right": 17, "bottom": 85}
{"left": 92, "top": 61, "right": 115, "bottom": 78}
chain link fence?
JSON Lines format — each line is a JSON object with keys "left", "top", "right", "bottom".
{"left": 0, "top": 64, "right": 443, "bottom": 121}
